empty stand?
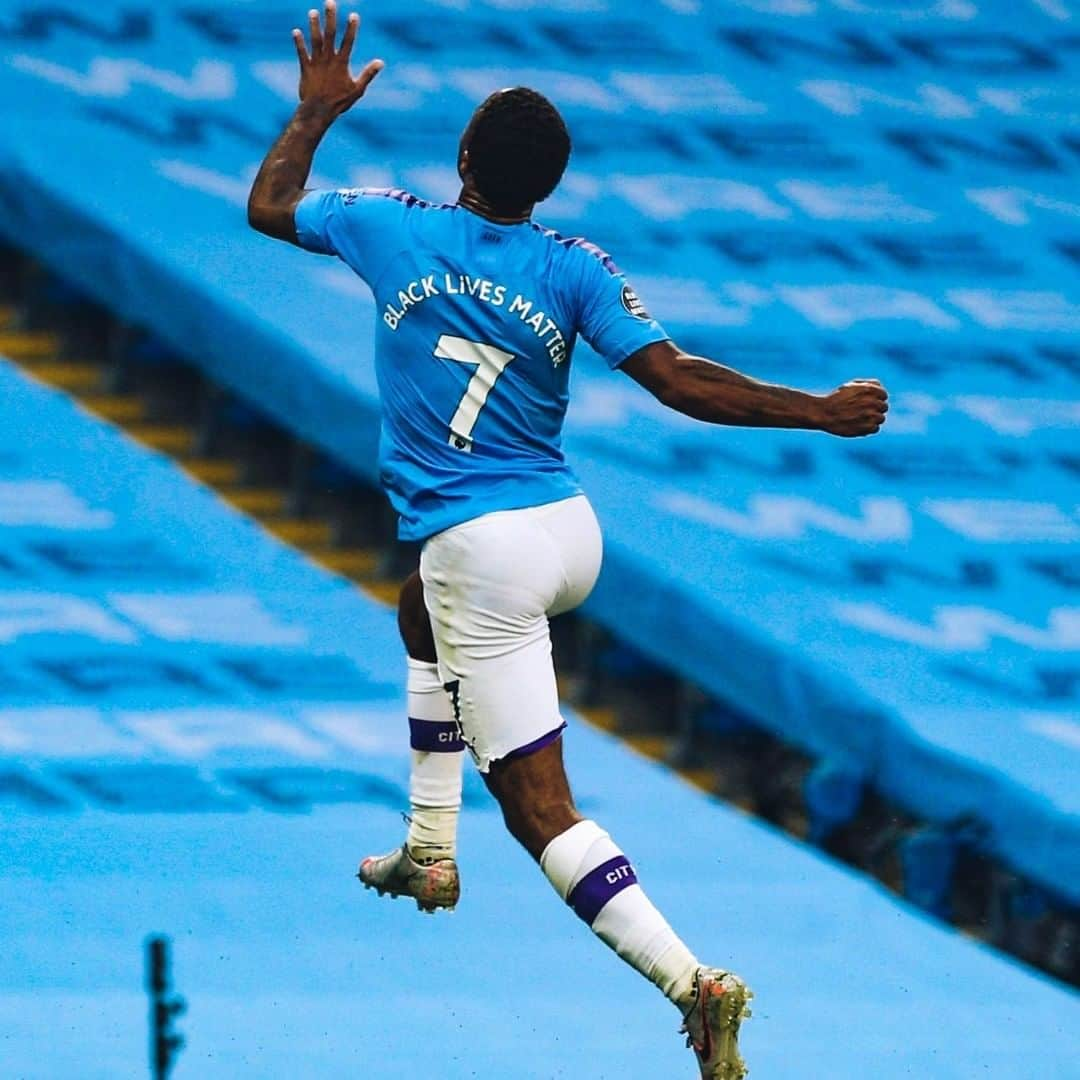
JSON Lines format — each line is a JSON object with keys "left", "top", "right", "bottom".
{"left": 0, "top": 356, "right": 1077, "bottom": 1076}
{"left": 2, "top": 0, "right": 1074, "bottom": 907}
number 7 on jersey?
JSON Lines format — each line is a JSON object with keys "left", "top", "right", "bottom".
{"left": 435, "top": 335, "right": 516, "bottom": 452}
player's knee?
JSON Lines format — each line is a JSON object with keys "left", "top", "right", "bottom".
{"left": 397, "top": 571, "right": 437, "bottom": 663}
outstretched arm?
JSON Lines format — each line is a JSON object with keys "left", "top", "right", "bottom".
{"left": 247, "top": 1, "right": 383, "bottom": 244}
{"left": 622, "top": 340, "right": 888, "bottom": 437}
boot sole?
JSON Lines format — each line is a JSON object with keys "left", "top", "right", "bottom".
{"left": 357, "top": 866, "right": 459, "bottom": 914}
{"left": 702, "top": 977, "right": 753, "bottom": 1080}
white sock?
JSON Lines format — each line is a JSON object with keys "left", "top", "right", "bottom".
{"left": 541, "top": 820, "right": 699, "bottom": 1008}
{"left": 405, "top": 658, "right": 463, "bottom": 861}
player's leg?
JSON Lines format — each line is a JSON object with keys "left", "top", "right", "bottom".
{"left": 485, "top": 736, "right": 751, "bottom": 1079}
{"left": 396, "top": 572, "right": 464, "bottom": 861}
{"left": 357, "top": 572, "right": 463, "bottom": 912}
{"left": 485, "top": 735, "right": 699, "bottom": 1003}
{"left": 397, "top": 570, "right": 437, "bottom": 664}
{"left": 420, "top": 496, "right": 751, "bottom": 1077}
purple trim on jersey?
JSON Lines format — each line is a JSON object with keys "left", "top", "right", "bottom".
{"left": 567, "top": 856, "right": 639, "bottom": 925}
{"left": 501, "top": 722, "right": 567, "bottom": 763}
{"left": 409, "top": 717, "right": 466, "bottom": 753}
{"left": 384, "top": 187, "right": 428, "bottom": 209}
{"left": 359, "top": 187, "right": 457, "bottom": 212}
{"left": 571, "top": 239, "right": 620, "bottom": 275}
{"left": 530, "top": 223, "right": 621, "bottom": 275}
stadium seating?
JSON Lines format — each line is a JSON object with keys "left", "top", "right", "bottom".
{"left": 1, "top": 0, "right": 1074, "bottom": 906}
{"left": 1, "top": 355, "right": 1077, "bottom": 1076}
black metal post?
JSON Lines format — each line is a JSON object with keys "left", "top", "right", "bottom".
{"left": 146, "top": 935, "right": 185, "bottom": 1080}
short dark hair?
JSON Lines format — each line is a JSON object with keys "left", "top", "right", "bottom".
{"left": 464, "top": 88, "right": 572, "bottom": 214}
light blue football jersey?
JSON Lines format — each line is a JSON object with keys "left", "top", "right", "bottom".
{"left": 295, "top": 188, "right": 669, "bottom": 541}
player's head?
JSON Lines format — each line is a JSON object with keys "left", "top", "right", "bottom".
{"left": 458, "top": 87, "right": 572, "bottom": 216}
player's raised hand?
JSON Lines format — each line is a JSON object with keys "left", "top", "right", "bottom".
{"left": 293, "top": 0, "right": 384, "bottom": 116}
{"left": 819, "top": 378, "right": 889, "bottom": 437}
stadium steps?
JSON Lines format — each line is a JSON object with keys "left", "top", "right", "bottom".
{"left": 79, "top": 393, "right": 147, "bottom": 424}
{"left": 224, "top": 488, "right": 287, "bottom": 516}
{"left": 0, "top": 328, "right": 59, "bottom": 360}
{"left": 575, "top": 704, "right": 617, "bottom": 733}
{"left": 262, "top": 518, "right": 334, "bottom": 548}
{"left": 124, "top": 423, "right": 196, "bottom": 456}
{"left": 2, "top": 258, "right": 1076, "bottom": 989}
{"left": 4, "top": 314, "right": 413, "bottom": 609}
{"left": 22, "top": 359, "right": 101, "bottom": 392}
{"left": 183, "top": 458, "right": 242, "bottom": 486}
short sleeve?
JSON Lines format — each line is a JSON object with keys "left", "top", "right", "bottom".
{"left": 574, "top": 249, "right": 669, "bottom": 369}
{"left": 294, "top": 187, "right": 411, "bottom": 285}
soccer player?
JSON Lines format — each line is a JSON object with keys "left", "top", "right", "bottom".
{"left": 248, "top": 5, "right": 889, "bottom": 1076}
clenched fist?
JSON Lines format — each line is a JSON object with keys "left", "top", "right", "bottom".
{"left": 819, "top": 379, "right": 889, "bottom": 438}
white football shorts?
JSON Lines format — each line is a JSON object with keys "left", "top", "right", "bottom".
{"left": 419, "top": 495, "right": 603, "bottom": 773}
